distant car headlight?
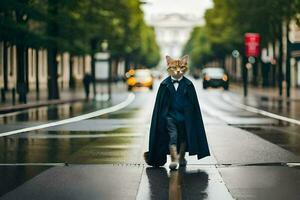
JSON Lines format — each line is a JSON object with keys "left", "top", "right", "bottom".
{"left": 127, "top": 77, "right": 136, "bottom": 85}
{"left": 204, "top": 75, "right": 210, "bottom": 81}
{"left": 222, "top": 75, "right": 228, "bottom": 81}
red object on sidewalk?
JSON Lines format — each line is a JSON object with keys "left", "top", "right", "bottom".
{"left": 245, "top": 33, "right": 261, "bottom": 57}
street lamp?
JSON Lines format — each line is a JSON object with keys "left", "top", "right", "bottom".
{"left": 232, "top": 50, "right": 240, "bottom": 81}
{"left": 101, "top": 40, "right": 108, "bottom": 52}
{"left": 94, "top": 40, "right": 111, "bottom": 101}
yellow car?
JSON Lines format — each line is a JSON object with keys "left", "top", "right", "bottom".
{"left": 126, "top": 69, "right": 153, "bottom": 91}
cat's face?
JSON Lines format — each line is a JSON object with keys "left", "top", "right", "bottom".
{"left": 166, "top": 55, "right": 189, "bottom": 79}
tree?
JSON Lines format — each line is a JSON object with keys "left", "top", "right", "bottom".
{"left": 0, "top": 0, "right": 160, "bottom": 101}
{"left": 184, "top": 0, "right": 300, "bottom": 88}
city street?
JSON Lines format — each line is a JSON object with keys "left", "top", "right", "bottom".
{"left": 2, "top": 0, "right": 300, "bottom": 199}
{"left": 1, "top": 78, "right": 300, "bottom": 199}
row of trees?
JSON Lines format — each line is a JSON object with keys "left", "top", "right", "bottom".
{"left": 184, "top": 0, "right": 300, "bottom": 93}
{"left": 0, "top": 0, "right": 160, "bottom": 101}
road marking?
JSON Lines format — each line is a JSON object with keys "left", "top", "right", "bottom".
{"left": 222, "top": 93, "right": 300, "bottom": 126}
{"left": 0, "top": 93, "right": 135, "bottom": 137}
{"left": 0, "top": 163, "right": 66, "bottom": 166}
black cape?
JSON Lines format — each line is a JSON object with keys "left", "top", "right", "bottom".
{"left": 145, "top": 76, "right": 210, "bottom": 166}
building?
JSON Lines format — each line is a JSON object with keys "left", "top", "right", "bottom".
{"left": 149, "top": 13, "right": 203, "bottom": 68}
{"left": 0, "top": 44, "right": 91, "bottom": 93}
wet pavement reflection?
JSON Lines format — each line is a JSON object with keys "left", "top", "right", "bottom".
{"left": 0, "top": 129, "right": 143, "bottom": 164}
{"left": 0, "top": 100, "right": 113, "bottom": 125}
{"left": 145, "top": 167, "right": 209, "bottom": 200}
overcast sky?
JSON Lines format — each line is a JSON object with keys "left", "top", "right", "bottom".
{"left": 142, "top": 0, "right": 213, "bottom": 22}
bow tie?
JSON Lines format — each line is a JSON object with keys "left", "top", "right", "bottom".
{"left": 171, "top": 79, "right": 180, "bottom": 84}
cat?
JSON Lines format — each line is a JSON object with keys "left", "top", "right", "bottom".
{"left": 166, "top": 55, "right": 189, "bottom": 79}
{"left": 144, "top": 55, "right": 189, "bottom": 168}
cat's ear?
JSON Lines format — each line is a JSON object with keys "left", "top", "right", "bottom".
{"left": 166, "top": 55, "right": 173, "bottom": 65}
{"left": 180, "top": 55, "right": 189, "bottom": 65}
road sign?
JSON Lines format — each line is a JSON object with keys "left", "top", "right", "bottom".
{"left": 245, "top": 33, "right": 261, "bottom": 57}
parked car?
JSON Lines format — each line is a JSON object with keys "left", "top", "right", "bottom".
{"left": 202, "top": 67, "right": 229, "bottom": 90}
{"left": 126, "top": 69, "right": 154, "bottom": 91}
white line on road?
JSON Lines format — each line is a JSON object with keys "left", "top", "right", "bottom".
{"left": 0, "top": 163, "right": 66, "bottom": 166}
{"left": 222, "top": 93, "right": 300, "bottom": 126}
{"left": 0, "top": 93, "right": 135, "bottom": 137}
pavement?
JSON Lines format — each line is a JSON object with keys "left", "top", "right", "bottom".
{"left": 1, "top": 79, "right": 300, "bottom": 199}
{"left": 230, "top": 83, "right": 300, "bottom": 101}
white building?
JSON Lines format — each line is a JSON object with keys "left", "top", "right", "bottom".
{"left": 148, "top": 13, "right": 203, "bottom": 68}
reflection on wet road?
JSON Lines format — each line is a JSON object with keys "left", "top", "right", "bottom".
{"left": 0, "top": 100, "right": 112, "bottom": 125}
{"left": 142, "top": 167, "right": 209, "bottom": 200}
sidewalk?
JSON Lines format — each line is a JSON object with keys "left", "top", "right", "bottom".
{"left": 230, "top": 83, "right": 300, "bottom": 101}
{"left": 0, "top": 82, "right": 127, "bottom": 114}
{"left": 226, "top": 82, "right": 300, "bottom": 122}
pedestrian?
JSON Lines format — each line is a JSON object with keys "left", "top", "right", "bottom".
{"left": 144, "top": 55, "right": 210, "bottom": 170}
{"left": 83, "top": 73, "right": 93, "bottom": 100}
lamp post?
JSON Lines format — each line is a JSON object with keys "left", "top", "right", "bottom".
{"left": 93, "top": 40, "right": 110, "bottom": 101}
{"left": 101, "top": 40, "right": 112, "bottom": 101}
{"left": 232, "top": 50, "right": 240, "bottom": 81}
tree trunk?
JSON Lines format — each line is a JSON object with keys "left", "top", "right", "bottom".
{"left": 278, "top": 25, "right": 284, "bottom": 97}
{"left": 25, "top": 47, "right": 29, "bottom": 92}
{"left": 125, "top": 55, "right": 131, "bottom": 72}
{"left": 16, "top": 44, "right": 27, "bottom": 103}
{"left": 252, "top": 57, "right": 258, "bottom": 86}
{"left": 286, "top": 22, "right": 291, "bottom": 98}
{"left": 69, "top": 54, "right": 75, "bottom": 89}
{"left": 108, "top": 58, "right": 112, "bottom": 100}
{"left": 271, "top": 40, "right": 277, "bottom": 87}
{"left": 242, "top": 55, "right": 248, "bottom": 97}
{"left": 47, "top": 0, "right": 60, "bottom": 99}
{"left": 35, "top": 49, "right": 40, "bottom": 94}
{"left": 47, "top": 48, "right": 59, "bottom": 99}
{"left": 3, "top": 41, "right": 8, "bottom": 91}
{"left": 91, "top": 39, "right": 97, "bottom": 98}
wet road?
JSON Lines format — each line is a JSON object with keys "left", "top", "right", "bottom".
{"left": 1, "top": 78, "right": 300, "bottom": 199}
{"left": 0, "top": 92, "right": 131, "bottom": 195}
{"left": 0, "top": 99, "right": 112, "bottom": 125}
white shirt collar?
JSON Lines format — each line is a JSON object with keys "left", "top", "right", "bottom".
{"left": 171, "top": 76, "right": 183, "bottom": 81}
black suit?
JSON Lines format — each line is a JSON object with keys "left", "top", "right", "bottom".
{"left": 146, "top": 76, "right": 210, "bottom": 167}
